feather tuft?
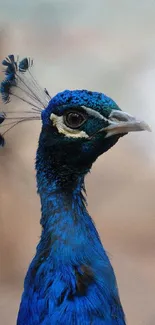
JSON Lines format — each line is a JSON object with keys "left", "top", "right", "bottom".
{"left": 0, "top": 54, "right": 51, "bottom": 146}
{"left": 0, "top": 54, "right": 50, "bottom": 108}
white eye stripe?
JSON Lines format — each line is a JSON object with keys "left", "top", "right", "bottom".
{"left": 50, "top": 113, "right": 89, "bottom": 138}
{"left": 81, "top": 106, "right": 106, "bottom": 121}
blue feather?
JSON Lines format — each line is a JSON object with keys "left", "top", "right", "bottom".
{"left": 2, "top": 55, "right": 17, "bottom": 78}
{"left": 19, "top": 58, "right": 30, "bottom": 72}
{"left": 0, "top": 134, "right": 5, "bottom": 147}
{"left": 0, "top": 112, "right": 5, "bottom": 124}
{"left": 0, "top": 79, "right": 12, "bottom": 103}
{"left": 8, "top": 54, "right": 15, "bottom": 62}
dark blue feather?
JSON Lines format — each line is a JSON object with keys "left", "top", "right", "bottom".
{"left": 2, "top": 55, "right": 17, "bottom": 78}
{"left": 0, "top": 79, "right": 11, "bottom": 103}
{"left": 8, "top": 54, "right": 15, "bottom": 62}
{"left": 0, "top": 134, "right": 5, "bottom": 147}
{"left": 19, "top": 58, "right": 30, "bottom": 72}
{"left": 0, "top": 112, "right": 6, "bottom": 124}
{"left": 2, "top": 58, "right": 11, "bottom": 66}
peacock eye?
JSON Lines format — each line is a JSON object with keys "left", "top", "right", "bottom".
{"left": 64, "top": 111, "right": 87, "bottom": 129}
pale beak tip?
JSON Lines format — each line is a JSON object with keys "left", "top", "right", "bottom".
{"left": 140, "top": 121, "right": 152, "bottom": 132}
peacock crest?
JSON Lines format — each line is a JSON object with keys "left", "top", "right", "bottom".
{"left": 0, "top": 54, "right": 51, "bottom": 146}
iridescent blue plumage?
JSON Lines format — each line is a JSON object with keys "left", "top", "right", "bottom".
{"left": 0, "top": 54, "right": 150, "bottom": 324}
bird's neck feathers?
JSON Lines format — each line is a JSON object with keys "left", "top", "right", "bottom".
{"left": 35, "top": 141, "right": 103, "bottom": 265}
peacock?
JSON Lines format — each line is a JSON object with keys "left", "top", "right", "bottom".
{"left": 0, "top": 55, "right": 150, "bottom": 325}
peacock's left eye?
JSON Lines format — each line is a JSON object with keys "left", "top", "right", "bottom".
{"left": 64, "top": 111, "right": 87, "bottom": 129}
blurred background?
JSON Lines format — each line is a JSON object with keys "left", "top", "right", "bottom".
{"left": 0, "top": 1, "right": 155, "bottom": 324}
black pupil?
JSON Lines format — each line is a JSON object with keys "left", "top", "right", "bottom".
{"left": 65, "top": 112, "right": 84, "bottom": 128}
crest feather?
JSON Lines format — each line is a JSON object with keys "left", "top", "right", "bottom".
{"left": 0, "top": 54, "right": 51, "bottom": 146}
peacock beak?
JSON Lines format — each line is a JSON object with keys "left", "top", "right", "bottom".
{"left": 103, "top": 110, "right": 151, "bottom": 138}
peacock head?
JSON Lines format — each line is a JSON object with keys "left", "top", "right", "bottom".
{"left": 39, "top": 89, "right": 150, "bottom": 172}
{"left": 0, "top": 55, "right": 150, "bottom": 175}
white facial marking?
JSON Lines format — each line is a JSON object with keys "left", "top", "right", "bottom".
{"left": 81, "top": 106, "right": 104, "bottom": 120}
{"left": 50, "top": 113, "right": 89, "bottom": 138}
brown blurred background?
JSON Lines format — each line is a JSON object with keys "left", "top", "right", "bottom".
{"left": 0, "top": 1, "right": 155, "bottom": 324}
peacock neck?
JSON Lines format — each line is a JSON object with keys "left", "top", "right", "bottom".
{"left": 17, "top": 142, "right": 126, "bottom": 325}
{"left": 35, "top": 142, "right": 102, "bottom": 266}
